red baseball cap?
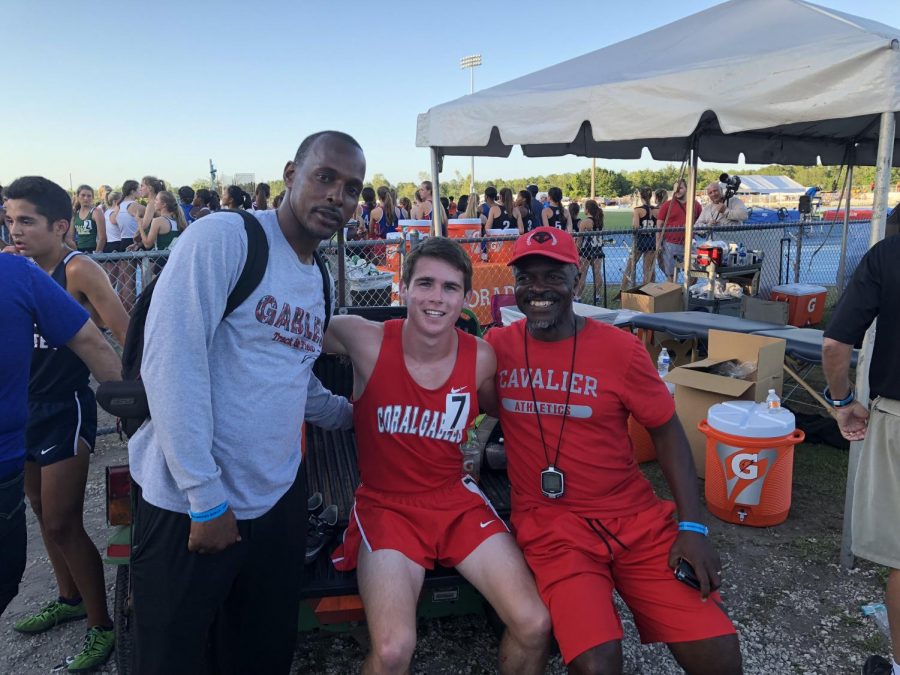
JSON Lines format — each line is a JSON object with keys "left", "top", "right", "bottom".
{"left": 508, "top": 227, "right": 580, "bottom": 266}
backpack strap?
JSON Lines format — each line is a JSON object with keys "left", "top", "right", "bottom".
{"left": 224, "top": 210, "right": 269, "bottom": 319}
{"left": 313, "top": 249, "right": 332, "bottom": 333}
{"left": 221, "top": 209, "right": 331, "bottom": 329}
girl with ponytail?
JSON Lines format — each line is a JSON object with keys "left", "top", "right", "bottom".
{"left": 143, "top": 190, "right": 186, "bottom": 250}
{"left": 223, "top": 185, "right": 252, "bottom": 210}
{"left": 370, "top": 186, "right": 401, "bottom": 237}
{"left": 575, "top": 199, "right": 605, "bottom": 297}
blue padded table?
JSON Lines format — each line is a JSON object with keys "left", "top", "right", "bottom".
{"left": 622, "top": 311, "right": 788, "bottom": 341}
{"left": 751, "top": 328, "right": 859, "bottom": 368}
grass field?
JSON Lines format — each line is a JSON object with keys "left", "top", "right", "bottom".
{"left": 599, "top": 208, "right": 635, "bottom": 231}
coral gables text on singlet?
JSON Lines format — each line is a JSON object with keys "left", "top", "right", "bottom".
{"left": 352, "top": 320, "right": 479, "bottom": 494}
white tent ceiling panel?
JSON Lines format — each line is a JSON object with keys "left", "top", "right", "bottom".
{"left": 416, "top": 0, "right": 900, "bottom": 166}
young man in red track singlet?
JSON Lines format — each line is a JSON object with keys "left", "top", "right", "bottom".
{"left": 325, "top": 236, "right": 550, "bottom": 675}
{"left": 483, "top": 227, "right": 743, "bottom": 675}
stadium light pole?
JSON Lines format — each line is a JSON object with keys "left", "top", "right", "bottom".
{"left": 460, "top": 54, "right": 482, "bottom": 194}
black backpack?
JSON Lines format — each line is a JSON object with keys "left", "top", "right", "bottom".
{"left": 97, "top": 210, "right": 332, "bottom": 437}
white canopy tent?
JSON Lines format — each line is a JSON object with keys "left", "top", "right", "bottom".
{"left": 417, "top": 0, "right": 899, "bottom": 167}
{"left": 416, "top": 0, "right": 900, "bottom": 570}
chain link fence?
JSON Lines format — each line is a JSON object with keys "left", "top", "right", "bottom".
{"left": 81, "top": 218, "right": 871, "bottom": 328}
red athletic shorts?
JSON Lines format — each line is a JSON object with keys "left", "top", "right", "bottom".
{"left": 331, "top": 475, "right": 509, "bottom": 571}
{"left": 512, "top": 499, "right": 736, "bottom": 664}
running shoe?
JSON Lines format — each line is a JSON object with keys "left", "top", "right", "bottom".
{"left": 13, "top": 599, "right": 86, "bottom": 634}
{"left": 307, "top": 491, "right": 324, "bottom": 518}
{"left": 305, "top": 504, "right": 339, "bottom": 565}
{"left": 67, "top": 626, "right": 115, "bottom": 672}
{"left": 862, "top": 655, "right": 892, "bottom": 675}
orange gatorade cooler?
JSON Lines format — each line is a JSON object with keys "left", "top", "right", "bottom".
{"left": 699, "top": 401, "right": 804, "bottom": 527}
{"left": 449, "top": 219, "right": 484, "bottom": 263}
{"left": 383, "top": 232, "right": 404, "bottom": 273}
{"left": 769, "top": 283, "right": 827, "bottom": 326}
{"left": 486, "top": 229, "right": 518, "bottom": 263}
{"left": 399, "top": 220, "right": 432, "bottom": 240}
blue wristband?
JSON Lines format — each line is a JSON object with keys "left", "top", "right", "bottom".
{"left": 189, "top": 501, "right": 229, "bottom": 522}
{"left": 678, "top": 521, "right": 709, "bottom": 536}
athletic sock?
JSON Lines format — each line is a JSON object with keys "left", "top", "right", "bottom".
{"left": 58, "top": 596, "right": 83, "bottom": 606}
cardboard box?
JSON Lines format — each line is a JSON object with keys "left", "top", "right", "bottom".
{"left": 665, "top": 329, "right": 786, "bottom": 478}
{"left": 741, "top": 296, "right": 789, "bottom": 325}
{"left": 620, "top": 282, "right": 683, "bottom": 314}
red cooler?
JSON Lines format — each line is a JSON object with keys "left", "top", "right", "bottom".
{"left": 699, "top": 401, "right": 804, "bottom": 527}
{"left": 769, "top": 283, "right": 827, "bottom": 326}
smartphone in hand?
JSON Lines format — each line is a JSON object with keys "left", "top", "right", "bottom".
{"left": 674, "top": 558, "right": 702, "bottom": 591}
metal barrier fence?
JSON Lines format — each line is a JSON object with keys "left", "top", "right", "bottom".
{"left": 87, "top": 218, "right": 871, "bottom": 324}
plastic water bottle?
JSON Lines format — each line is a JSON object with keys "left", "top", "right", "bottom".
{"left": 657, "top": 349, "right": 676, "bottom": 395}
{"left": 657, "top": 348, "right": 671, "bottom": 379}
{"left": 766, "top": 389, "right": 781, "bottom": 410}
{"left": 861, "top": 603, "right": 891, "bottom": 638}
{"left": 737, "top": 243, "right": 747, "bottom": 266}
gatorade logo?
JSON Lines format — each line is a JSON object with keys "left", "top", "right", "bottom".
{"left": 807, "top": 297, "right": 818, "bottom": 313}
{"left": 717, "top": 444, "right": 779, "bottom": 506}
{"left": 731, "top": 453, "right": 759, "bottom": 480}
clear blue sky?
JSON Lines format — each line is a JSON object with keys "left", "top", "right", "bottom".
{"left": 3, "top": 0, "right": 898, "bottom": 190}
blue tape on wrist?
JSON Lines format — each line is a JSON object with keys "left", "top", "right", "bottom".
{"left": 678, "top": 521, "right": 709, "bottom": 536}
{"left": 189, "top": 501, "right": 229, "bottom": 522}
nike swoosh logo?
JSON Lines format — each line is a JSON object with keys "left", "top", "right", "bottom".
{"left": 39, "top": 444, "right": 57, "bottom": 456}
{"left": 451, "top": 386, "right": 468, "bottom": 394}
{"left": 480, "top": 520, "right": 495, "bottom": 529}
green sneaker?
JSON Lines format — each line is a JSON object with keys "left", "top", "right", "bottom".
{"left": 67, "top": 626, "right": 115, "bottom": 672}
{"left": 13, "top": 599, "right": 86, "bottom": 634}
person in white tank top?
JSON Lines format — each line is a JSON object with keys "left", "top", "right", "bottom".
{"left": 115, "top": 180, "right": 145, "bottom": 311}
{"left": 102, "top": 191, "right": 123, "bottom": 252}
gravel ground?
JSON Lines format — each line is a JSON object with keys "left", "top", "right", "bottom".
{"left": 0, "top": 429, "right": 889, "bottom": 674}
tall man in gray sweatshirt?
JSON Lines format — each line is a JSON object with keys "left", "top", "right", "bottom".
{"left": 128, "top": 131, "right": 365, "bottom": 674}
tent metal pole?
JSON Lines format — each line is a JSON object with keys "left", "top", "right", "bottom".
{"left": 868, "top": 111, "right": 895, "bottom": 246}
{"left": 835, "top": 146, "right": 855, "bottom": 293}
{"left": 840, "top": 110, "right": 896, "bottom": 571}
{"left": 431, "top": 147, "right": 443, "bottom": 237}
{"left": 682, "top": 138, "right": 699, "bottom": 302}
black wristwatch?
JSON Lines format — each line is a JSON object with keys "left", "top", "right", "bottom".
{"left": 823, "top": 386, "right": 855, "bottom": 408}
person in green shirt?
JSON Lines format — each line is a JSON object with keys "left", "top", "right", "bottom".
{"left": 140, "top": 190, "right": 186, "bottom": 251}
{"left": 72, "top": 185, "right": 106, "bottom": 253}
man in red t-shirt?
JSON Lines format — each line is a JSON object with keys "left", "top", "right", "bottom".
{"left": 324, "top": 237, "right": 550, "bottom": 675}
{"left": 656, "top": 179, "right": 702, "bottom": 281}
{"left": 484, "top": 227, "right": 741, "bottom": 674}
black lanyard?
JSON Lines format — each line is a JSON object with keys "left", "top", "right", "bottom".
{"left": 523, "top": 317, "right": 578, "bottom": 471}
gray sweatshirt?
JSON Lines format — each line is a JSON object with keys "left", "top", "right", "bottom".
{"left": 129, "top": 209, "right": 351, "bottom": 519}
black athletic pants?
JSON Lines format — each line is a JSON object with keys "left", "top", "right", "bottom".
{"left": 131, "top": 473, "right": 307, "bottom": 675}
{"left": 0, "top": 470, "right": 26, "bottom": 618}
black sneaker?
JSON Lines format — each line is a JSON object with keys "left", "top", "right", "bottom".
{"left": 862, "top": 655, "right": 892, "bottom": 675}
{"left": 305, "top": 505, "right": 338, "bottom": 565}
{"left": 307, "top": 492, "right": 324, "bottom": 518}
